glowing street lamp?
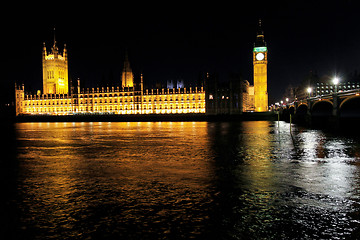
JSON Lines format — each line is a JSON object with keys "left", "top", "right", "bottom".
{"left": 307, "top": 87, "right": 312, "bottom": 98}
{"left": 333, "top": 77, "right": 340, "bottom": 93}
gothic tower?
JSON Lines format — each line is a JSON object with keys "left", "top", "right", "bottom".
{"left": 42, "top": 31, "right": 69, "bottom": 94}
{"left": 253, "top": 19, "right": 268, "bottom": 112}
{"left": 121, "top": 51, "right": 134, "bottom": 88}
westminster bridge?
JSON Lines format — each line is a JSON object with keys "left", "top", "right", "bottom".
{"left": 280, "top": 88, "right": 360, "bottom": 129}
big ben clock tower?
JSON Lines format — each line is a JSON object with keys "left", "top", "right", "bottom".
{"left": 253, "top": 19, "right": 268, "bottom": 112}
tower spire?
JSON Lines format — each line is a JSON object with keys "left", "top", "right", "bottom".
{"left": 255, "top": 18, "right": 266, "bottom": 47}
{"left": 52, "top": 27, "right": 58, "bottom": 53}
{"left": 121, "top": 49, "right": 134, "bottom": 88}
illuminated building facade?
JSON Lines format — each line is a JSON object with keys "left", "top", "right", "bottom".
{"left": 15, "top": 23, "right": 265, "bottom": 116}
{"left": 42, "top": 40, "right": 68, "bottom": 95}
{"left": 15, "top": 83, "right": 206, "bottom": 116}
{"left": 253, "top": 19, "right": 268, "bottom": 112}
{"left": 15, "top": 42, "right": 206, "bottom": 116}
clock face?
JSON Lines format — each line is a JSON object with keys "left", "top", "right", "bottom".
{"left": 256, "top": 52, "right": 265, "bottom": 61}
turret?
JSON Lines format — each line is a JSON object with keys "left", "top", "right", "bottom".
{"left": 63, "top": 44, "right": 67, "bottom": 62}
{"left": 42, "top": 42, "right": 47, "bottom": 59}
{"left": 77, "top": 78, "right": 81, "bottom": 94}
{"left": 121, "top": 50, "right": 134, "bottom": 88}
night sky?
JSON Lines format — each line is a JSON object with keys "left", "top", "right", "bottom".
{"left": 3, "top": 1, "right": 360, "bottom": 105}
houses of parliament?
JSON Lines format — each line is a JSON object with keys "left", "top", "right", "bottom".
{"left": 15, "top": 22, "right": 268, "bottom": 116}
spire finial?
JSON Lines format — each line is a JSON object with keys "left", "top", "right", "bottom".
{"left": 53, "top": 27, "right": 57, "bottom": 49}
{"left": 255, "top": 19, "right": 266, "bottom": 47}
{"left": 51, "top": 27, "right": 59, "bottom": 54}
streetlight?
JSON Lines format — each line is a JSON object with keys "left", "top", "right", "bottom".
{"left": 333, "top": 77, "right": 340, "bottom": 93}
{"left": 307, "top": 87, "right": 312, "bottom": 98}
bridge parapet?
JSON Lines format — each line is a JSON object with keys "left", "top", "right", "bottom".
{"left": 277, "top": 88, "right": 360, "bottom": 128}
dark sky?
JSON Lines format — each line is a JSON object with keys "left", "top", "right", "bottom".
{"left": 3, "top": 1, "right": 360, "bottom": 104}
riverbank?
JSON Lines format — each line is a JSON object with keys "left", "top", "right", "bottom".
{"left": 13, "top": 112, "right": 277, "bottom": 122}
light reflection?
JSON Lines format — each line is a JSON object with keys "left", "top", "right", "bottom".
{"left": 241, "top": 121, "right": 274, "bottom": 191}
{"left": 15, "top": 122, "right": 214, "bottom": 239}
{"left": 207, "top": 121, "right": 360, "bottom": 238}
{"left": 12, "top": 122, "right": 360, "bottom": 239}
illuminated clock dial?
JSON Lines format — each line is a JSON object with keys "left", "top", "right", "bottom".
{"left": 256, "top": 52, "right": 265, "bottom": 61}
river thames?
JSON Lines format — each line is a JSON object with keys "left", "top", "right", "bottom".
{"left": 1, "top": 121, "right": 360, "bottom": 239}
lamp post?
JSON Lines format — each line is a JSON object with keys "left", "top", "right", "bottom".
{"left": 332, "top": 77, "right": 339, "bottom": 93}
{"left": 332, "top": 77, "right": 340, "bottom": 122}
{"left": 307, "top": 87, "right": 312, "bottom": 98}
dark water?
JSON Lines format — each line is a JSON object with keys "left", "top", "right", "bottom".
{"left": 1, "top": 121, "right": 360, "bottom": 239}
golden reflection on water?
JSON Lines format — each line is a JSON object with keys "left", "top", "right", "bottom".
{"left": 240, "top": 121, "right": 274, "bottom": 190}
{"left": 233, "top": 122, "right": 280, "bottom": 234}
{"left": 12, "top": 121, "right": 360, "bottom": 239}
{"left": 15, "top": 122, "right": 216, "bottom": 238}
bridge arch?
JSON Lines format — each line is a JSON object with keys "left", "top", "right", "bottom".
{"left": 298, "top": 102, "right": 308, "bottom": 107}
{"left": 296, "top": 104, "right": 308, "bottom": 115}
{"left": 311, "top": 99, "right": 333, "bottom": 109}
{"left": 339, "top": 95, "right": 360, "bottom": 109}
{"left": 311, "top": 100, "right": 333, "bottom": 117}
{"left": 339, "top": 96, "right": 360, "bottom": 118}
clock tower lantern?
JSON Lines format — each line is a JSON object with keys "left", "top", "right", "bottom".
{"left": 253, "top": 19, "right": 268, "bottom": 112}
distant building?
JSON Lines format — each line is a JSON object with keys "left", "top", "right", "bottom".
{"left": 176, "top": 79, "right": 184, "bottom": 89}
{"left": 166, "top": 80, "right": 174, "bottom": 89}
{"left": 167, "top": 79, "right": 184, "bottom": 89}
{"left": 315, "top": 82, "right": 360, "bottom": 96}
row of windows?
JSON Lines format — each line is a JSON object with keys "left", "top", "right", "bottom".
{"left": 23, "top": 97, "right": 205, "bottom": 106}
{"left": 317, "top": 85, "right": 360, "bottom": 89}
{"left": 47, "top": 70, "right": 54, "bottom": 79}
{"left": 46, "top": 69, "right": 66, "bottom": 79}
{"left": 24, "top": 104, "right": 205, "bottom": 113}
{"left": 78, "top": 98, "right": 204, "bottom": 104}
{"left": 24, "top": 100, "right": 71, "bottom": 106}
{"left": 25, "top": 107, "right": 72, "bottom": 113}
{"left": 24, "top": 102, "right": 204, "bottom": 109}
{"left": 25, "top": 94, "right": 204, "bottom": 101}
{"left": 77, "top": 94, "right": 204, "bottom": 100}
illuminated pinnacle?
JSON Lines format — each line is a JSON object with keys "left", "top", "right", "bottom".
{"left": 53, "top": 27, "right": 58, "bottom": 51}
